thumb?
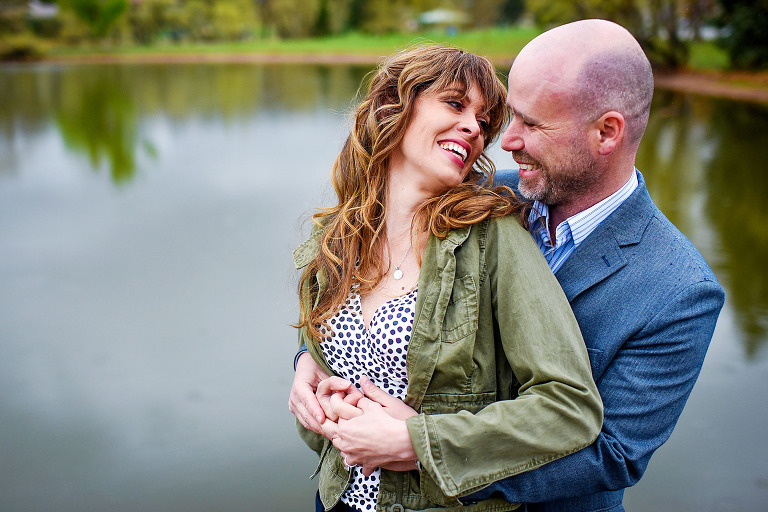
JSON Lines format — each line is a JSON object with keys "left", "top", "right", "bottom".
{"left": 360, "top": 375, "right": 398, "bottom": 407}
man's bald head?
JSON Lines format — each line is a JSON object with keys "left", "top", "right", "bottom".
{"left": 513, "top": 19, "right": 654, "bottom": 148}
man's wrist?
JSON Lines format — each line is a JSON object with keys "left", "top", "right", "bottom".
{"left": 294, "top": 345, "right": 308, "bottom": 370}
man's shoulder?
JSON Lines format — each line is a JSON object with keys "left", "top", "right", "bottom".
{"left": 602, "top": 190, "right": 719, "bottom": 285}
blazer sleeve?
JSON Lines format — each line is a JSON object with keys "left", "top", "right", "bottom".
{"left": 467, "top": 275, "right": 724, "bottom": 502}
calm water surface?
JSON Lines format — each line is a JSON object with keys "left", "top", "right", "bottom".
{"left": 1, "top": 63, "right": 767, "bottom": 511}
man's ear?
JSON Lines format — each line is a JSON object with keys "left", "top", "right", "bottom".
{"left": 593, "top": 111, "right": 625, "bottom": 155}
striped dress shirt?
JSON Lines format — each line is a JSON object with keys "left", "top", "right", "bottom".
{"left": 529, "top": 171, "right": 639, "bottom": 273}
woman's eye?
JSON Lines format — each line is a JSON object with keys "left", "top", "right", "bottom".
{"left": 478, "top": 119, "right": 490, "bottom": 131}
{"left": 447, "top": 100, "right": 463, "bottom": 109}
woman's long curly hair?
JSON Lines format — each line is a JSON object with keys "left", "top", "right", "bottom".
{"left": 298, "top": 44, "right": 527, "bottom": 341}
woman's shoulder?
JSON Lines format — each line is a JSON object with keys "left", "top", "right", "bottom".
{"left": 486, "top": 214, "right": 530, "bottom": 240}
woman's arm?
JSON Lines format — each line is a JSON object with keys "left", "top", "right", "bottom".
{"left": 319, "top": 375, "right": 419, "bottom": 475}
{"left": 404, "top": 219, "right": 603, "bottom": 498}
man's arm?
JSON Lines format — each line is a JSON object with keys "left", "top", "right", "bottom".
{"left": 466, "top": 278, "right": 724, "bottom": 502}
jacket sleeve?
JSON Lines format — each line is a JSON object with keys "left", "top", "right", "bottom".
{"left": 405, "top": 218, "right": 604, "bottom": 498}
{"left": 467, "top": 276, "right": 724, "bottom": 502}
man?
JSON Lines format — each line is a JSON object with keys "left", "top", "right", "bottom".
{"left": 289, "top": 19, "right": 725, "bottom": 512}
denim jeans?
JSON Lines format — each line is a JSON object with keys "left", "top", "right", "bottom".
{"left": 315, "top": 492, "right": 355, "bottom": 512}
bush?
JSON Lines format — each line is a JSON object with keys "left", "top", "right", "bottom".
{"left": 0, "top": 33, "right": 45, "bottom": 61}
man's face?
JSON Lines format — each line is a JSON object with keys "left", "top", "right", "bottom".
{"left": 500, "top": 61, "right": 598, "bottom": 207}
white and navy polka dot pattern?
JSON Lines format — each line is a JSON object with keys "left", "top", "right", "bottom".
{"left": 320, "top": 286, "right": 417, "bottom": 512}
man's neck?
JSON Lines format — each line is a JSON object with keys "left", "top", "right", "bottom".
{"left": 547, "top": 167, "right": 636, "bottom": 242}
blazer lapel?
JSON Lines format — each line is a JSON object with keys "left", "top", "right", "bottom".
{"left": 555, "top": 172, "right": 657, "bottom": 302}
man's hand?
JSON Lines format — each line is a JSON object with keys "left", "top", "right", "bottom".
{"left": 319, "top": 375, "right": 420, "bottom": 476}
{"left": 321, "top": 396, "right": 418, "bottom": 476}
{"left": 359, "top": 375, "right": 418, "bottom": 421}
{"left": 288, "top": 352, "right": 330, "bottom": 434}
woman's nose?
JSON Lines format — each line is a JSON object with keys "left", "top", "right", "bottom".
{"left": 458, "top": 116, "right": 481, "bottom": 138}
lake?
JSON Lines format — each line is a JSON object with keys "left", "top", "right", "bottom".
{"left": 1, "top": 62, "right": 767, "bottom": 511}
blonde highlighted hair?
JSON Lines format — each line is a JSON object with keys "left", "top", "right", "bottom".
{"left": 298, "top": 44, "right": 526, "bottom": 341}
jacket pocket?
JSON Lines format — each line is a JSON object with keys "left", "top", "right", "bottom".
{"left": 441, "top": 275, "right": 479, "bottom": 343}
{"left": 419, "top": 391, "right": 496, "bottom": 415}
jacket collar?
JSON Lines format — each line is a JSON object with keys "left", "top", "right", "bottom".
{"left": 555, "top": 171, "right": 656, "bottom": 302}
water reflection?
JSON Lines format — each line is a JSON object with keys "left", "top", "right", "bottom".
{"left": 0, "top": 63, "right": 370, "bottom": 182}
{"left": 704, "top": 99, "right": 768, "bottom": 357}
{"left": 55, "top": 69, "right": 146, "bottom": 182}
{"left": 636, "top": 91, "right": 768, "bottom": 359}
{"left": 1, "top": 63, "right": 767, "bottom": 511}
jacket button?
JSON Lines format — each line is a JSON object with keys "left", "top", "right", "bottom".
{"left": 390, "top": 505, "right": 404, "bottom": 512}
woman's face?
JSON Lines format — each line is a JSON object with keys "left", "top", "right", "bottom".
{"left": 389, "top": 83, "right": 489, "bottom": 197}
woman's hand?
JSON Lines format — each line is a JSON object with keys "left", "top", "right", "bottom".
{"left": 288, "top": 353, "right": 330, "bottom": 435}
{"left": 320, "top": 376, "right": 420, "bottom": 476}
{"left": 316, "top": 376, "right": 365, "bottom": 423}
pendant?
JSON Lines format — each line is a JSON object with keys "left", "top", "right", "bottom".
{"left": 393, "top": 269, "right": 404, "bottom": 280}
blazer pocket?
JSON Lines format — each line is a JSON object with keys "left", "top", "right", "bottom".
{"left": 440, "top": 275, "right": 479, "bottom": 343}
{"left": 586, "top": 347, "right": 603, "bottom": 379}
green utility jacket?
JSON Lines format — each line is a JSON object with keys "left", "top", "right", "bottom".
{"left": 293, "top": 216, "right": 603, "bottom": 512}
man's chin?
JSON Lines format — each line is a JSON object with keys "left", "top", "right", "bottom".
{"left": 518, "top": 180, "right": 545, "bottom": 202}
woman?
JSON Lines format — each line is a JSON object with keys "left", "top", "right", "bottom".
{"left": 291, "top": 45, "right": 602, "bottom": 512}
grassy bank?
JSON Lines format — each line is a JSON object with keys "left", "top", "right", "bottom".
{"left": 37, "top": 27, "right": 768, "bottom": 103}
{"left": 48, "top": 28, "right": 542, "bottom": 63}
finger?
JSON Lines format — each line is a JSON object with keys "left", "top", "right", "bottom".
{"left": 329, "top": 392, "right": 363, "bottom": 420}
{"left": 301, "top": 389, "right": 327, "bottom": 426}
{"left": 356, "top": 396, "right": 384, "bottom": 413}
{"left": 316, "top": 376, "right": 354, "bottom": 396}
{"left": 361, "top": 465, "right": 377, "bottom": 477}
{"left": 360, "top": 375, "right": 399, "bottom": 407}
{"left": 343, "top": 385, "right": 365, "bottom": 406}
{"left": 330, "top": 432, "right": 347, "bottom": 453}
{"left": 294, "top": 405, "right": 322, "bottom": 433}
{"left": 320, "top": 418, "right": 340, "bottom": 440}
{"left": 289, "top": 390, "right": 324, "bottom": 433}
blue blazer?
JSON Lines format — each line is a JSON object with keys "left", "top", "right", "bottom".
{"left": 468, "top": 170, "right": 725, "bottom": 512}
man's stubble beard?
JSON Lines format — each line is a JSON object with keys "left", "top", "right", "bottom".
{"left": 514, "top": 137, "right": 597, "bottom": 207}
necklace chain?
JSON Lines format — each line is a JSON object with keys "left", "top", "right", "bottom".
{"left": 392, "top": 244, "right": 412, "bottom": 281}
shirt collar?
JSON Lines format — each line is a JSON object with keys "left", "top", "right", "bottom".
{"left": 527, "top": 170, "right": 639, "bottom": 248}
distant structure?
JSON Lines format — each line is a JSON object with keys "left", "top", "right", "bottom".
{"left": 28, "top": 0, "right": 59, "bottom": 19}
{"left": 417, "top": 9, "right": 470, "bottom": 34}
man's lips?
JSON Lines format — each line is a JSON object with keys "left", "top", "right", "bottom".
{"left": 517, "top": 162, "right": 540, "bottom": 177}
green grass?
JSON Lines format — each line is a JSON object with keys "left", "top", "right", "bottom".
{"left": 48, "top": 27, "right": 542, "bottom": 60}
{"left": 688, "top": 40, "right": 730, "bottom": 71}
{"left": 45, "top": 26, "right": 747, "bottom": 75}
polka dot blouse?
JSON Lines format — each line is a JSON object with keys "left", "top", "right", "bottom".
{"left": 320, "top": 286, "right": 417, "bottom": 512}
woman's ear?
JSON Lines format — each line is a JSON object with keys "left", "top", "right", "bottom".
{"left": 593, "top": 111, "right": 625, "bottom": 155}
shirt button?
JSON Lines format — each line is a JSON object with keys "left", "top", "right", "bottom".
{"left": 390, "top": 505, "right": 404, "bottom": 512}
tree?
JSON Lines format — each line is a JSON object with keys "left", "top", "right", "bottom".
{"left": 267, "top": 0, "right": 321, "bottom": 37}
{"left": 525, "top": 0, "right": 720, "bottom": 68}
{"left": 716, "top": 0, "right": 768, "bottom": 69}
{"left": 61, "top": 0, "right": 129, "bottom": 40}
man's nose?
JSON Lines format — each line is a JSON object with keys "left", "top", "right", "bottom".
{"left": 501, "top": 119, "right": 523, "bottom": 152}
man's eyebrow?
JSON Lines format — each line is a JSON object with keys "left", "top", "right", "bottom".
{"left": 510, "top": 107, "right": 538, "bottom": 125}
